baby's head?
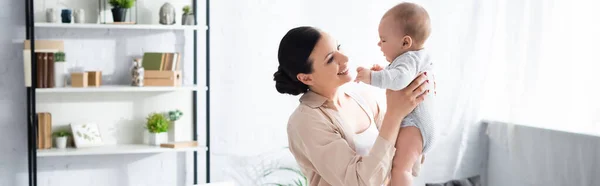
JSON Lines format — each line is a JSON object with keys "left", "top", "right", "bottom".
{"left": 378, "top": 2, "right": 431, "bottom": 62}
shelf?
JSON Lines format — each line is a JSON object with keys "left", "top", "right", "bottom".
{"left": 25, "top": 0, "right": 210, "bottom": 183}
{"left": 35, "top": 85, "right": 202, "bottom": 93}
{"left": 35, "top": 22, "right": 207, "bottom": 30}
{"left": 37, "top": 144, "right": 207, "bottom": 157}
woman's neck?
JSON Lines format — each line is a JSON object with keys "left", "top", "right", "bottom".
{"left": 310, "top": 86, "right": 345, "bottom": 107}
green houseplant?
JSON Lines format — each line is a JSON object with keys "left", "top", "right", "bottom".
{"left": 182, "top": 5, "right": 191, "bottom": 15}
{"left": 52, "top": 130, "right": 71, "bottom": 149}
{"left": 109, "top": 0, "right": 135, "bottom": 22}
{"left": 181, "top": 5, "right": 194, "bottom": 25}
{"left": 167, "top": 109, "right": 183, "bottom": 121}
{"left": 146, "top": 112, "right": 169, "bottom": 145}
{"left": 166, "top": 109, "right": 183, "bottom": 142}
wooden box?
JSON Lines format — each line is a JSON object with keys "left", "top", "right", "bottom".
{"left": 144, "top": 70, "right": 182, "bottom": 86}
{"left": 87, "top": 71, "right": 102, "bottom": 87}
{"left": 71, "top": 72, "right": 88, "bottom": 87}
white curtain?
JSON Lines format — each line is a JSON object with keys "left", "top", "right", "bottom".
{"left": 409, "top": 0, "right": 499, "bottom": 184}
{"left": 417, "top": 0, "right": 600, "bottom": 184}
{"left": 400, "top": 0, "right": 600, "bottom": 184}
{"left": 479, "top": 0, "right": 600, "bottom": 135}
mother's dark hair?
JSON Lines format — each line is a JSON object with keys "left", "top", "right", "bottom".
{"left": 273, "top": 26, "right": 321, "bottom": 95}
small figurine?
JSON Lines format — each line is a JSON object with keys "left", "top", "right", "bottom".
{"left": 131, "top": 58, "right": 144, "bottom": 86}
{"left": 159, "top": 2, "right": 176, "bottom": 25}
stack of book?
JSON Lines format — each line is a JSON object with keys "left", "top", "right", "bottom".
{"left": 34, "top": 52, "right": 56, "bottom": 88}
{"left": 141, "top": 52, "right": 182, "bottom": 86}
{"left": 23, "top": 40, "right": 64, "bottom": 88}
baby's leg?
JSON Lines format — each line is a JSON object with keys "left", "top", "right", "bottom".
{"left": 390, "top": 126, "right": 423, "bottom": 186}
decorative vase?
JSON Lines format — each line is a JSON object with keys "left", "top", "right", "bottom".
{"left": 73, "top": 9, "right": 85, "bottom": 23}
{"left": 182, "top": 14, "right": 194, "bottom": 25}
{"left": 168, "top": 121, "right": 177, "bottom": 142}
{"left": 131, "top": 58, "right": 144, "bottom": 86}
{"left": 61, "top": 9, "right": 72, "bottom": 23}
{"left": 159, "top": 2, "right": 176, "bottom": 25}
{"left": 148, "top": 132, "right": 167, "bottom": 146}
{"left": 111, "top": 7, "right": 127, "bottom": 22}
{"left": 54, "top": 61, "right": 67, "bottom": 87}
{"left": 55, "top": 136, "right": 67, "bottom": 149}
{"left": 46, "top": 8, "right": 57, "bottom": 23}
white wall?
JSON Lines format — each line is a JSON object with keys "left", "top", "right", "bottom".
{"left": 0, "top": 0, "right": 29, "bottom": 185}
{"left": 1, "top": 0, "right": 490, "bottom": 185}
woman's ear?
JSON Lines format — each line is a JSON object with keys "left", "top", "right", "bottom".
{"left": 297, "top": 73, "right": 314, "bottom": 86}
{"left": 402, "top": 35, "right": 413, "bottom": 50}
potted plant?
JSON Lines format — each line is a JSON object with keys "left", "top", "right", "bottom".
{"left": 52, "top": 130, "right": 71, "bottom": 149}
{"left": 166, "top": 109, "right": 183, "bottom": 142}
{"left": 109, "top": 0, "right": 135, "bottom": 22}
{"left": 181, "top": 5, "right": 194, "bottom": 25}
{"left": 54, "top": 51, "right": 67, "bottom": 87}
{"left": 145, "top": 112, "right": 169, "bottom": 146}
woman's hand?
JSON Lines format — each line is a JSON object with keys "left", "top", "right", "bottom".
{"left": 377, "top": 72, "right": 429, "bottom": 144}
{"left": 385, "top": 72, "right": 430, "bottom": 120}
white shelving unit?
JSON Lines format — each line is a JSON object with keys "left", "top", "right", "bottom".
{"left": 35, "top": 85, "right": 203, "bottom": 93}
{"left": 35, "top": 22, "right": 207, "bottom": 30}
{"left": 37, "top": 144, "right": 208, "bottom": 157}
{"left": 25, "top": 0, "right": 209, "bottom": 185}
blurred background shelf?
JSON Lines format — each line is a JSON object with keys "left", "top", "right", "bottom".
{"left": 37, "top": 144, "right": 207, "bottom": 157}
{"left": 35, "top": 22, "right": 207, "bottom": 30}
{"left": 35, "top": 85, "right": 203, "bottom": 93}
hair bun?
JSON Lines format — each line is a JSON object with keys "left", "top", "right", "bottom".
{"left": 273, "top": 66, "right": 308, "bottom": 96}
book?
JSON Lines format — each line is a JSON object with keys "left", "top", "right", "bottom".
{"left": 36, "top": 112, "right": 52, "bottom": 149}
{"left": 141, "top": 52, "right": 165, "bottom": 70}
{"left": 47, "top": 52, "right": 55, "bottom": 88}
{"left": 141, "top": 52, "right": 181, "bottom": 71}
{"left": 35, "top": 52, "right": 45, "bottom": 88}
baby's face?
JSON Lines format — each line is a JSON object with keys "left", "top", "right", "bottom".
{"left": 378, "top": 16, "right": 407, "bottom": 62}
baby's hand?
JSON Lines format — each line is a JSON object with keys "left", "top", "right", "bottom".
{"left": 371, "top": 64, "right": 384, "bottom": 71}
{"left": 354, "top": 67, "right": 372, "bottom": 84}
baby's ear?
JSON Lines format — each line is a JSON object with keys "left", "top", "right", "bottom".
{"left": 402, "top": 35, "right": 413, "bottom": 49}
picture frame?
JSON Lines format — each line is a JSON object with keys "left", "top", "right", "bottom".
{"left": 70, "top": 123, "right": 104, "bottom": 148}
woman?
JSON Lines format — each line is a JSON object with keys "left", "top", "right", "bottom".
{"left": 273, "top": 26, "right": 431, "bottom": 186}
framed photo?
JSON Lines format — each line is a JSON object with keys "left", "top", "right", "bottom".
{"left": 70, "top": 123, "right": 103, "bottom": 148}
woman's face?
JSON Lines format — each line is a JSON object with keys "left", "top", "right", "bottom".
{"left": 297, "top": 32, "right": 351, "bottom": 91}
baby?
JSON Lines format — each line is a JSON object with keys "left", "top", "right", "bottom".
{"left": 355, "top": 2, "right": 436, "bottom": 184}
